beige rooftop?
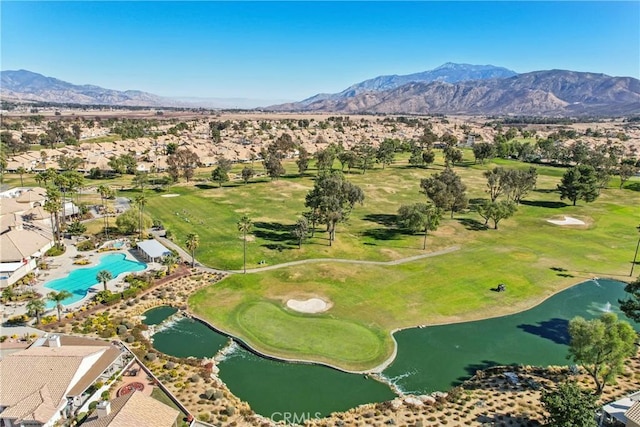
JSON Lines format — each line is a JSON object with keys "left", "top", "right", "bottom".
{"left": 82, "top": 391, "right": 180, "bottom": 427}
{"left": 0, "top": 336, "right": 119, "bottom": 425}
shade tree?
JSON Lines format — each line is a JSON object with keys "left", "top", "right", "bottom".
{"left": 472, "top": 142, "right": 496, "bottom": 164}
{"left": 476, "top": 200, "right": 517, "bottom": 230}
{"left": 541, "top": 381, "right": 597, "bottom": 427}
{"left": 241, "top": 166, "right": 255, "bottom": 184}
{"left": 167, "top": 149, "right": 200, "bottom": 182}
{"left": 396, "top": 203, "right": 442, "bottom": 249}
{"left": 567, "top": 312, "right": 637, "bottom": 395}
{"left": 304, "top": 172, "right": 364, "bottom": 245}
{"left": 420, "top": 168, "right": 467, "bottom": 219}
{"left": 558, "top": 165, "right": 600, "bottom": 206}
{"left": 292, "top": 217, "right": 309, "bottom": 249}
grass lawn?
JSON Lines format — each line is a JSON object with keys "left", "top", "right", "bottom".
{"left": 179, "top": 153, "right": 640, "bottom": 370}
{"left": 4, "top": 152, "right": 639, "bottom": 370}
{"left": 230, "top": 300, "right": 390, "bottom": 368}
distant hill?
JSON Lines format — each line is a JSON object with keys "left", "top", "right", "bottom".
{"left": 0, "top": 70, "right": 182, "bottom": 107}
{"left": 299, "top": 62, "right": 517, "bottom": 106}
{"left": 270, "top": 69, "right": 640, "bottom": 116}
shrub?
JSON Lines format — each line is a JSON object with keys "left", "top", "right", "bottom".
{"left": 145, "top": 353, "right": 157, "bottom": 362}
{"left": 76, "top": 412, "right": 88, "bottom": 424}
{"left": 197, "top": 412, "right": 210, "bottom": 422}
{"left": 77, "top": 239, "right": 95, "bottom": 251}
{"left": 225, "top": 405, "right": 235, "bottom": 416}
{"left": 46, "top": 244, "right": 66, "bottom": 257}
{"left": 164, "top": 361, "right": 176, "bottom": 370}
{"left": 88, "top": 401, "right": 99, "bottom": 411}
{"left": 6, "top": 314, "right": 29, "bottom": 325}
{"left": 101, "top": 391, "right": 110, "bottom": 400}
{"left": 116, "top": 325, "right": 128, "bottom": 335}
{"left": 190, "top": 374, "right": 201, "bottom": 383}
{"left": 204, "top": 389, "right": 216, "bottom": 400}
{"left": 125, "top": 335, "right": 135, "bottom": 343}
{"left": 0, "top": 336, "right": 7, "bottom": 343}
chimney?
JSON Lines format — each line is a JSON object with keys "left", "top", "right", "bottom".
{"left": 96, "top": 401, "right": 111, "bottom": 418}
{"left": 47, "top": 335, "right": 61, "bottom": 348}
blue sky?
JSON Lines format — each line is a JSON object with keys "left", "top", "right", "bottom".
{"left": 1, "top": 1, "right": 638, "bottom": 102}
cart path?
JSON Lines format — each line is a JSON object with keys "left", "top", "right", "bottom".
{"left": 152, "top": 232, "right": 460, "bottom": 275}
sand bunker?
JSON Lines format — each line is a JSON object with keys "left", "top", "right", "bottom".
{"left": 286, "top": 298, "right": 330, "bottom": 313}
{"left": 547, "top": 216, "right": 585, "bottom": 226}
{"left": 161, "top": 194, "right": 180, "bottom": 198}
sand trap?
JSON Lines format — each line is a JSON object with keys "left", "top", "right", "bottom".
{"left": 286, "top": 298, "right": 330, "bottom": 313}
{"left": 547, "top": 216, "right": 585, "bottom": 226}
{"left": 161, "top": 194, "right": 180, "bottom": 198}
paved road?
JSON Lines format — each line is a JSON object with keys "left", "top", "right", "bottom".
{"left": 150, "top": 231, "right": 460, "bottom": 275}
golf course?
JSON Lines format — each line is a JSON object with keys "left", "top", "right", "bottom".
{"left": 144, "top": 152, "right": 640, "bottom": 371}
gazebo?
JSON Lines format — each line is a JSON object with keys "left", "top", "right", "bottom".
{"left": 136, "top": 239, "right": 172, "bottom": 263}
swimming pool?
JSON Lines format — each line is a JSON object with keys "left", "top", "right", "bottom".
{"left": 44, "top": 253, "right": 147, "bottom": 308}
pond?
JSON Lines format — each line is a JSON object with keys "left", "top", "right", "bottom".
{"left": 382, "top": 278, "right": 637, "bottom": 394}
{"left": 142, "top": 305, "right": 178, "bottom": 326}
{"left": 146, "top": 279, "right": 638, "bottom": 420}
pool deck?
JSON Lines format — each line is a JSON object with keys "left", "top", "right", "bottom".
{"left": 2, "top": 239, "right": 158, "bottom": 319}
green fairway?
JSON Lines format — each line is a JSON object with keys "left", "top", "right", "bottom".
{"left": 181, "top": 153, "right": 640, "bottom": 370}
{"left": 5, "top": 152, "right": 639, "bottom": 370}
{"left": 234, "top": 301, "right": 388, "bottom": 368}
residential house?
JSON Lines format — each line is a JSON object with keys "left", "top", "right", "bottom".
{"left": 0, "top": 335, "right": 128, "bottom": 427}
{"left": 81, "top": 391, "right": 179, "bottom": 427}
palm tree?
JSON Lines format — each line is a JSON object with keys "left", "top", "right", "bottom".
{"left": 2, "top": 286, "right": 15, "bottom": 303}
{"left": 16, "top": 166, "right": 26, "bottom": 187}
{"left": 161, "top": 251, "right": 180, "bottom": 273}
{"left": 237, "top": 215, "right": 252, "bottom": 274}
{"left": 185, "top": 233, "right": 200, "bottom": 268}
{"left": 26, "top": 298, "right": 46, "bottom": 325}
{"left": 47, "top": 290, "right": 72, "bottom": 321}
{"left": 631, "top": 224, "right": 640, "bottom": 277}
{"left": 134, "top": 194, "right": 147, "bottom": 240}
{"left": 96, "top": 270, "right": 113, "bottom": 291}
{"left": 97, "top": 185, "right": 113, "bottom": 240}
{"left": 44, "top": 186, "right": 62, "bottom": 245}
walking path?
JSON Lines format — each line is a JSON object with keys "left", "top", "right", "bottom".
{"left": 151, "top": 230, "right": 460, "bottom": 275}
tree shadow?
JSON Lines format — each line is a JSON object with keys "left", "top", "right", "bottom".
{"left": 194, "top": 183, "right": 217, "bottom": 190}
{"left": 624, "top": 182, "right": 640, "bottom": 192}
{"left": 533, "top": 188, "right": 558, "bottom": 194}
{"left": 458, "top": 218, "right": 488, "bottom": 231}
{"left": 517, "top": 318, "right": 570, "bottom": 345}
{"left": 476, "top": 413, "right": 540, "bottom": 426}
{"left": 520, "top": 200, "right": 568, "bottom": 209}
{"left": 361, "top": 228, "right": 402, "bottom": 241}
{"left": 454, "top": 360, "right": 504, "bottom": 386}
{"left": 253, "top": 221, "right": 296, "bottom": 245}
{"left": 362, "top": 213, "right": 397, "bottom": 227}
{"left": 467, "top": 197, "right": 485, "bottom": 207}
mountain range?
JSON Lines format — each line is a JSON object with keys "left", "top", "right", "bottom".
{"left": 2, "top": 65, "right": 640, "bottom": 116}
{"left": 270, "top": 64, "right": 640, "bottom": 116}
{"left": 298, "top": 62, "right": 518, "bottom": 106}
{"left": 0, "top": 69, "right": 183, "bottom": 107}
